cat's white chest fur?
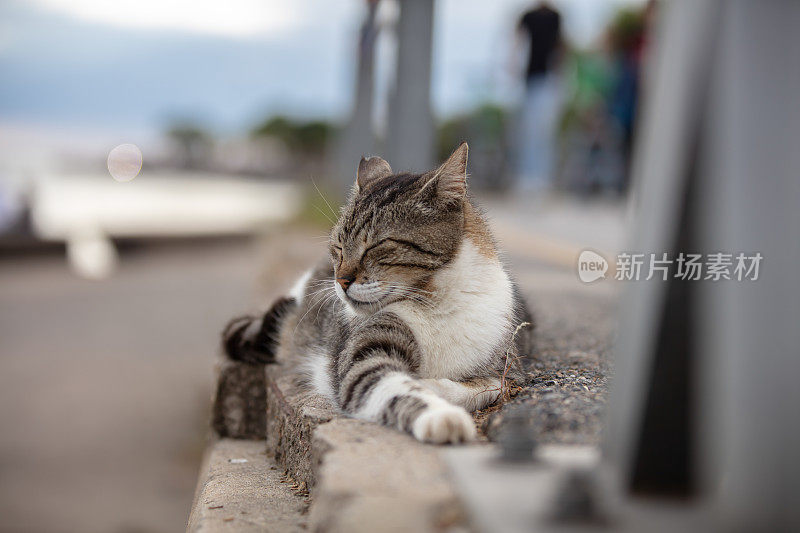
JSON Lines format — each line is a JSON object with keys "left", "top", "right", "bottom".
{"left": 392, "top": 239, "right": 513, "bottom": 380}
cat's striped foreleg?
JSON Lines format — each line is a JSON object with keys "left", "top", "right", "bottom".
{"left": 335, "top": 313, "right": 476, "bottom": 443}
{"left": 420, "top": 377, "right": 502, "bottom": 412}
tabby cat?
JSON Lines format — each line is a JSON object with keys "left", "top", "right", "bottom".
{"left": 223, "top": 143, "right": 533, "bottom": 443}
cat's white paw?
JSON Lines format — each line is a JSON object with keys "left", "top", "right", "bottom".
{"left": 412, "top": 404, "right": 476, "bottom": 444}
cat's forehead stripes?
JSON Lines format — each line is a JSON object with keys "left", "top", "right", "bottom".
{"left": 338, "top": 173, "right": 422, "bottom": 241}
{"left": 364, "top": 173, "right": 420, "bottom": 207}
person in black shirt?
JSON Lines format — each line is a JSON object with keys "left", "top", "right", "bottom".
{"left": 519, "top": 3, "right": 562, "bottom": 82}
{"left": 514, "top": 2, "right": 563, "bottom": 192}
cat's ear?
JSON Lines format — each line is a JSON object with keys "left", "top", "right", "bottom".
{"left": 355, "top": 156, "right": 392, "bottom": 193}
{"left": 420, "top": 142, "right": 468, "bottom": 202}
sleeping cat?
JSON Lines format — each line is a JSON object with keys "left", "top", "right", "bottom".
{"left": 223, "top": 143, "right": 533, "bottom": 443}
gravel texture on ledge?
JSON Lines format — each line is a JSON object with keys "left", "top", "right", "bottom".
{"left": 481, "top": 276, "right": 616, "bottom": 446}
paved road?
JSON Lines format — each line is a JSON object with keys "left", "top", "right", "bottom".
{"left": 0, "top": 235, "right": 318, "bottom": 533}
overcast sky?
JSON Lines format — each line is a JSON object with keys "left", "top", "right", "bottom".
{"left": 0, "top": 0, "right": 644, "bottom": 140}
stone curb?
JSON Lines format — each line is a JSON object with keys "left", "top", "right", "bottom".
{"left": 265, "top": 365, "right": 336, "bottom": 490}
{"left": 202, "top": 360, "right": 469, "bottom": 532}
{"left": 264, "top": 363, "right": 468, "bottom": 532}
{"left": 187, "top": 439, "right": 308, "bottom": 532}
{"left": 309, "top": 418, "right": 465, "bottom": 533}
{"left": 211, "top": 358, "right": 267, "bottom": 440}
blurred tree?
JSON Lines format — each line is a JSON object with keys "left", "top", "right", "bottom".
{"left": 166, "top": 122, "right": 212, "bottom": 170}
{"left": 436, "top": 103, "right": 509, "bottom": 190}
{"left": 608, "top": 8, "right": 646, "bottom": 54}
{"left": 251, "top": 116, "right": 334, "bottom": 158}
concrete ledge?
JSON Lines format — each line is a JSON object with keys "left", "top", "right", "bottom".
{"left": 265, "top": 365, "right": 337, "bottom": 489}
{"left": 309, "top": 418, "right": 465, "bottom": 533}
{"left": 187, "top": 438, "right": 308, "bottom": 532}
{"left": 195, "top": 362, "right": 468, "bottom": 532}
{"left": 212, "top": 358, "right": 267, "bottom": 440}
{"left": 263, "top": 364, "right": 468, "bottom": 532}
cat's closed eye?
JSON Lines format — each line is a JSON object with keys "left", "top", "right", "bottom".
{"left": 362, "top": 241, "right": 393, "bottom": 261}
{"left": 331, "top": 245, "right": 343, "bottom": 267}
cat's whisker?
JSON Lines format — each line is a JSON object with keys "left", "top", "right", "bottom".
{"left": 314, "top": 292, "right": 336, "bottom": 323}
{"left": 305, "top": 290, "right": 333, "bottom": 299}
{"left": 294, "top": 287, "right": 336, "bottom": 332}
{"left": 304, "top": 285, "right": 327, "bottom": 293}
{"left": 403, "top": 288, "right": 435, "bottom": 299}
{"left": 305, "top": 285, "right": 334, "bottom": 297}
{"left": 398, "top": 285, "right": 433, "bottom": 295}
{"left": 311, "top": 204, "right": 336, "bottom": 226}
{"left": 383, "top": 283, "right": 437, "bottom": 308}
{"left": 305, "top": 281, "right": 335, "bottom": 293}
{"left": 308, "top": 283, "right": 334, "bottom": 294}
{"left": 303, "top": 290, "right": 333, "bottom": 303}
{"left": 306, "top": 280, "right": 333, "bottom": 289}
{"left": 385, "top": 282, "right": 434, "bottom": 297}
{"left": 305, "top": 291, "right": 333, "bottom": 304}
{"left": 310, "top": 176, "right": 339, "bottom": 220}
{"left": 385, "top": 287, "right": 436, "bottom": 310}
{"left": 293, "top": 304, "right": 316, "bottom": 334}
{"left": 306, "top": 279, "right": 333, "bottom": 288}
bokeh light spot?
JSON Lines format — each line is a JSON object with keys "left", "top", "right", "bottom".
{"left": 107, "top": 143, "right": 143, "bottom": 182}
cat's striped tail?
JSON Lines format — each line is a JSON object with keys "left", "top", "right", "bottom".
{"left": 221, "top": 296, "right": 296, "bottom": 364}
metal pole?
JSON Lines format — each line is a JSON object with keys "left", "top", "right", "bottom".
{"left": 608, "top": 1, "right": 800, "bottom": 529}
{"left": 386, "top": 0, "right": 435, "bottom": 173}
{"left": 334, "top": 1, "right": 380, "bottom": 189}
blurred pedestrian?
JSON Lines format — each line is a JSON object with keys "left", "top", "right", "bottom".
{"left": 513, "top": 2, "right": 563, "bottom": 193}
{"left": 606, "top": 1, "right": 655, "bottom": 192}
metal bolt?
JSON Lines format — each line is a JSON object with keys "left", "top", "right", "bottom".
{"left": 498, "top": 404, "right": 537, "bottom": 462}
{"left": 551, "top": 470, "right": 603, "bottom": 524}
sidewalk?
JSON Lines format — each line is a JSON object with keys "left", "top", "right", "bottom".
{"left": 481, "top": 194, "right": 628, "bottom": 268}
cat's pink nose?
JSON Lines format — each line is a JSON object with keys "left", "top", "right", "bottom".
{"left": 336, "top": 276, "right": 355, "bottom": 291}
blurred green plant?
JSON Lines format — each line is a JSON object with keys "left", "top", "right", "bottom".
{"left": 251, "top": 116, "right": 334, "bottom": 157}
{"left": 436, "top": 103, "right": 510, "bottom": 190}
{"left": 607, "top": 7, "right": 646, "bottom": 54}
{"left": 291, "top": 184, "right": 343, "bottom": 230}
{"left": 436, "top": 103, "right": 507, "bottom": 163}
{"left": 166, "top": 122, "right": 213, "bottom": 169}
{"left": 557, "top": 49, "right": 615, "bottom": 136}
